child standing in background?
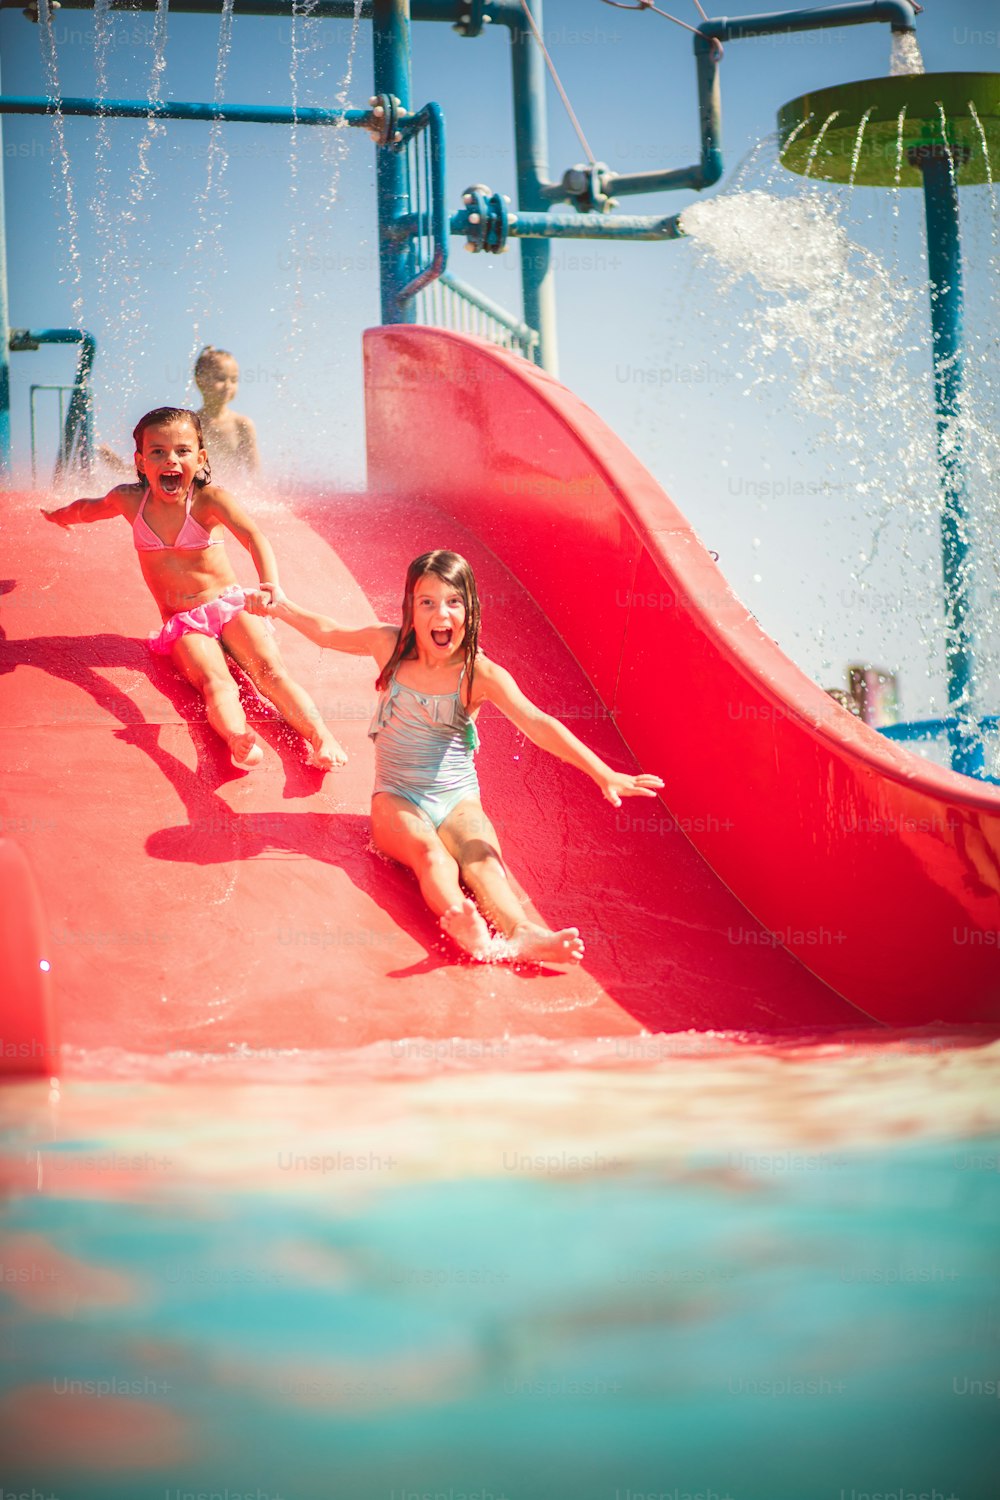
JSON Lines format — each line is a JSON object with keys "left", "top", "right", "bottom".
{"left": 194, "top": 346, "right": 261, "bottom": 484}
{"left": 96, "top": 345, "right": 262, "bottom": 486}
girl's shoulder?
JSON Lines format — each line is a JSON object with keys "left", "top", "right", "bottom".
{"left": 195, "top": 481, "right": 237, "bottom": 513}
{"left": 112, "top": 481, "right": 145, "bottom": 516}
{"left": 466, "top": 651, "right": 505, "bottom": 705}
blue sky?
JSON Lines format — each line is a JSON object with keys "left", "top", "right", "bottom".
{"left": 1, "top": 0, "right": 998, "bottom": 724}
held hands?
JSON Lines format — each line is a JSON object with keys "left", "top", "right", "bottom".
{"left": 596, "top": 770, "right": 665, "bottom": 808}
{"left": 246, "top": 581, "right": 287, "bottom": 615}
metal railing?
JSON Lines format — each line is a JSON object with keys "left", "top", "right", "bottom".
{"left": 394, "top": 101, "right": 448, "bottom": 306}
{"left": 13, "top": 328, "right": 95, "bottom": 482}
{"left": 414, "top": 271, "right": 538, "bottom": 360}
{"left": 29, "top": 383, "right": 72, "bottom": 485}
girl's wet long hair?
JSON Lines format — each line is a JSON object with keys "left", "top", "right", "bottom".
{"left": 132, "top": 407, "right": 212, "bottom": 487}
{"left": 377, "top": 550, "right": 482, "bottom": 704}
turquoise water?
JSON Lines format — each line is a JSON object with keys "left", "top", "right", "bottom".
{"left": 2, "top": 1034, "right": 999, "bottom": 1499}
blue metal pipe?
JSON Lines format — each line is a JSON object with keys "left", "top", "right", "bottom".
{"left": 0, "top": 95, "right": 373, "bottom": 128}
{"left": 451, "top": 208, "right": 686, "bottom": 241}
{"left": 2, "top": 0, "right": 526, "bottom": 18}
{"left": 602, "top": 37, "right": 722, "bottom": 200}
{"left": 373, "top": 0, "right": 415, "bottom": 324}
{"left": 0, "top": 52, "right": 10, "bottom": 480}
{"left": 509, "top": 1, "right": 557, "bottom": 373}
{"left": 911, "top": 149, "right": 981, "bottom": 778}
{"left": 879, "top": 715, "right": 999, "bottom": 743}
{"left": 698, "top": 2, "right": 916, "bottom": 42}
{"left": 606, "top": 2, "right": 914, "bottom": 203}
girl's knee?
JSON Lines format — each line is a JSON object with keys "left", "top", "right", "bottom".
{"left": 188, "top": 662, "right": 236, "bottom": 697}
{"left": 413, "top": 840, "right": 456, "bottom": 880}
{"left": 458, "top": 839, "right": 502, "bottom": 877}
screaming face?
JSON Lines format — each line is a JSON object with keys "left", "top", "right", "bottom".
{"left": 136, "top": 418, "right": 208, "bottom": 504}
{"left": 412, "top": 572, "right": 467, "bottom": 659}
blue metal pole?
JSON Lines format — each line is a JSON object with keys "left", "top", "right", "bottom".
{"left": 699, "top": 1, "right": 915, "bottom": 44}
{"left": 1, "top": 0, "right": 525, "bottom": 18}
{"left": 451, "top": 207, "right": 686, "bottom": 241}
{"left": 0, "top": 53, "right": 11, "bottom": 482}
{"left": 372, "top": 0, "right": 415, "bottom": 324}
{"left": 0, "top": 96, "right": 373, "bottom": 128}
{"left": 508, "top": 0, "right": 557, "bottom": 373}
{"left": 912, "top": 147, "right": 981, "bottom": 777}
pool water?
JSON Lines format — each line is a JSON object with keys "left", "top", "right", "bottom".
{"left": 2, "top": 1031, "right": 999, "bottom": 1500}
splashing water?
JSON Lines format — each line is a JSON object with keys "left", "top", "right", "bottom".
{"left": 889, "top": 28, "right": 925, "bottom": 77}
{"left": 184, "top": 0, "right": 237, "bottom": 381}
{"left": 90, "top": 0, "right": 118, "bottom": 458}
{"left": 115, "top": 0, "right": 173, "bottom": 414}
{"left": 323, "top": 0, "right": 366, "bottom": 211}
{"left": 282, "top": 0, "right": 323, "bottom": 382}
{"left": 36, "top": 0, "right": 85, "bottom": 335}
{"left": 673, "top": 136, "right": 999, "bottom": 723}
{"left": 277, "top": 0, "right": 366, "bottom": 479}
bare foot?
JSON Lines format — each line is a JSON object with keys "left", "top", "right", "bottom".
{"left": 440, "top": 899, "right": 492, "bottom": 960}
{"left": 230, "top": 732, "right": 264, "bottom": 769}
{"left": 508, "top": 921, "right": 585, "bottom": 966}
{"left": 306, "top": 735, "right": 348, "bottom": 771}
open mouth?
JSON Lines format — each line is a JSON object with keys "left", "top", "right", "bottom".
{"left": 430, "top": 628, "right": 453, "bottom": 648}
{"left": 159, "top": 473, "right": 183, "bottom": 495}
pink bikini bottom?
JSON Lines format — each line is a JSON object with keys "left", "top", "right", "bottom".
{"left": 149, "top": 585, "right": 256, "bottom": 656}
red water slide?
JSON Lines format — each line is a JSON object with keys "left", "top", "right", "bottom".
{"left": 1, "top": 328, "right": 996, "bottom": 1075}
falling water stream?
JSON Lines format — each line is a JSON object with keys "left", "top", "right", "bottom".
{"left": 111, "top": 0, "right": 172, "bottom": 418}
{"left": 36, "top": 0, "right": 85, "bottom": 334}
{"left": 651, "top": 77, "right": 999, "bottom": 742}
{"left": 277, "top": 0, "right": 366, "bottom": 479}
{"left": 183, "top": 0, "right": 237, "bottom": 380}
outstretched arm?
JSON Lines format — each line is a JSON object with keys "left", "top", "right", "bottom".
{"left": 475, "top": 657, "right": 664, "bottom": 807}
{"left": 201, "top": 487, "right": 284, "bottom": 599}
{"left": 41, "top": 489, "right": 127, "bottom": 527}
{"left": 246, "top": 590, "right": 396, "bottom": 662}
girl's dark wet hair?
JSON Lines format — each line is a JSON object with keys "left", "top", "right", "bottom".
{"left": 377, "top": 550, "right": 482, "bottom": 704}
{"left": 132, "top": 407, "right": 212, "bottom": 487}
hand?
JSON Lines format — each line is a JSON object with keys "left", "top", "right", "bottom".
{"left": 243, "top": 589, "right": 270, "bottom": 616}
{"left": 597, "top": 771, "right": 664, "bottom": 808}
{"left": 41, "top": 508, "right": 71, "bottom": 528}
{"left": 256, "top": 581, "right": 287, "bottom": 611}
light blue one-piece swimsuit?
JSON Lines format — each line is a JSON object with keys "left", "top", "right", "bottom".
{"left": 369, "top": 666, "right": 481, "bottom": 827}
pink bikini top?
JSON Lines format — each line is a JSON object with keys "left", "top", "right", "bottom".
{"left": 132, "top": 486, "right": 223, "bottom": 552}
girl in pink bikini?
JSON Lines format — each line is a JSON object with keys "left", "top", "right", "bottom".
{"left": 43, "top": 406, "right": 345, "bottom": 771}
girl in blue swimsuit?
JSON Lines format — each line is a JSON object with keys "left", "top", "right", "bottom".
{"left": 248, "top": 549, "right": 663, "bottom": 964}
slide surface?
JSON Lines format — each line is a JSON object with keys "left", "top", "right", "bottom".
{"left": 0, "top": 327, "right": 997, "bottom": 1075}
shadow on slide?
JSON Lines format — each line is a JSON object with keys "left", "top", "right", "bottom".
{"left": 1, "top": 327, "right": 996, "bottom": 1074}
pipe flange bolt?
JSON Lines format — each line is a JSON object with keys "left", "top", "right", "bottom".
{"left": 453, "top": 0, "right": 490, "bottom": 38}
{"left": 365, "top": 93, "right": 401, "bottom": 147}
{"left": 561, "top": 162, "right": 616, "bottom": 214}
{"left": 460, "top": 185, "right": 511, "bottom": 253}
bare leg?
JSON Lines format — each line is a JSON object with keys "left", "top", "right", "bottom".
{"left": 371, "top": 793, "right": 491, "bottom": 959}
{"left": 170, "top": 633, "right": 262, "bottom": 767}
{"left": 437, "top": 799, "right": 584, "bottom": 965}
{"left": 221, "top": 612, "right": 347, "bottom": 770}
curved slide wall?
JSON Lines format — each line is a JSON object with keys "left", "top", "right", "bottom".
{"left": 364, "top": 326, "right": 1000, "bottom": 1026}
